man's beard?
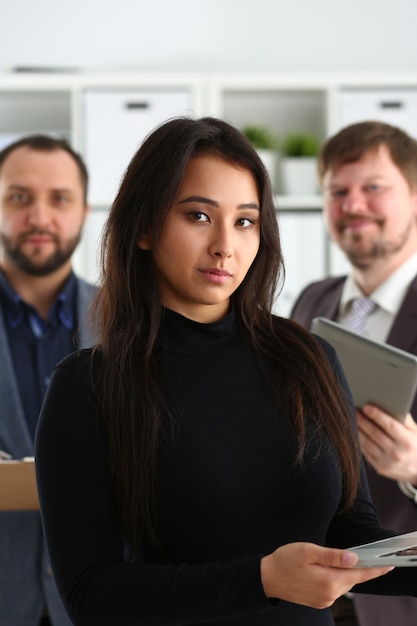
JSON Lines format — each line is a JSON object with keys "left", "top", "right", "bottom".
{"left": 343, "top": 223, "right": 412, "bottom": 270}
{"left": 0, "top": 230, "right": 82, "bottom": 276}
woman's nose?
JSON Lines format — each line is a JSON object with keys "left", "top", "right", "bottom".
{"left": 209, "top": 228, "right": 232, "bottom": 258}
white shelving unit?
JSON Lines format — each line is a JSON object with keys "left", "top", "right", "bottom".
{"left": 1, "top": 71, "right": 416, "bottom": 313}
{"left": 0, "top": 71, "right": 205, "bottom": 285}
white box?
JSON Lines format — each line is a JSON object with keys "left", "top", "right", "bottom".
{"left": 338, "top": 89, "right": 417, "bottom": 138}
{"left": 83, "top": 88, "right": 193, "bottom": 204}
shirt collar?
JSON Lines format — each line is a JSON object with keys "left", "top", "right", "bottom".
{"left": 340, "top": 252, "right": 417, "bottom": 317}
{"left": 55, "top": 273, "right": 76, "bottom": 330}
{"left": 0, "top": 269, "right": 76, "bottom": 331}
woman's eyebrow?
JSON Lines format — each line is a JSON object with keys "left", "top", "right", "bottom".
{"left": 178, "top": 195, "right": 218, "bottom": 206}
{"left": 178, "top": 195, "right": 260, "bottom": 211}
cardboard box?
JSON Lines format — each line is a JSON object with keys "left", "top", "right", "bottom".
{"left": 0, "top": 459, "right": 39, "bottom": 511}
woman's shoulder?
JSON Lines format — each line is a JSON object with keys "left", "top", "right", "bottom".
{"left": 271, "top": 313, "right": 339, "bottom": 366}
{"left": 49, "top": 348, "right": 104, "bottom": 403}
{"left": 54, "top": 347, "right": 103, "bottom": 379}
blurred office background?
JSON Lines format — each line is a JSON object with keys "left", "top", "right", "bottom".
{"left": 1, "top": 0, "right": 416, "bottom": 315}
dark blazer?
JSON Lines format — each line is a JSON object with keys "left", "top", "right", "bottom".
{"left": 291, "top": 275, "right": 417, "bottom": 626}
{"left": 0, "top": 275, "right": 96, "bottom": 626}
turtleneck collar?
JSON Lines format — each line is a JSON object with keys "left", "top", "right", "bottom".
{"left": 160, "top": 307, "right": 241, "bottom": 356}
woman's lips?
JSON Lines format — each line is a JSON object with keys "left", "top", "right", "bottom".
{"left": 199, "top": 268, "right": 232, "bottom": 283}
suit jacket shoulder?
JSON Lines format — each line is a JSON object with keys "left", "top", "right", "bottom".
{"left": 290, "top": 276, "right": 347, "bottom": 330}
{"left": 386, "top": 275, "right": 417, "bottom": 354}
{"left": 74, "top": 275, "right": 98, "bottom": 349}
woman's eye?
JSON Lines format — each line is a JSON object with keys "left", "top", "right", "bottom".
{"left": 237, "top": 217, "right": 255, "bottom": 228}
{"left": 189, "top": 211, "right": 209, "bottom": 222}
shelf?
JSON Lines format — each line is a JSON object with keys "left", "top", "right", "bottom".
{"left": 275, "top": 195, "right": 322, "bottom": 211}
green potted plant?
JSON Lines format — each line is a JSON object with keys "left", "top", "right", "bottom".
{"left": 242, "top": 124, "right": 278, "bottom": 189}
{"left": 280, "top": 132, "right": 319, "bottom": 196}
{"left": 242, "top": 124, "right": 277, "bottom": 150}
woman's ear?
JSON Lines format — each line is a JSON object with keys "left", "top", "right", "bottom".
{"left": 137, "top": 231, "right": 152, "bottom": 250}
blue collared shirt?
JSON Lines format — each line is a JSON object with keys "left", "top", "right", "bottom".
{"left": 0, "top": 270, "right": 77, "bottom": 440}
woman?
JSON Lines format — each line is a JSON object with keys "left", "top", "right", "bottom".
{"left": 35, "top": 117, "right": 417, "bottom": 626}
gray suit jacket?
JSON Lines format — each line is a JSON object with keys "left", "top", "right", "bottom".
{"left": 291, "top": 275, "right": 417, "bottom": 625}
{"left": 0, "top": 275, "right": 96, "bottom": 626}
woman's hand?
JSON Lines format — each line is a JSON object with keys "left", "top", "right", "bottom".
{"left": 357, "top": 406, "right": 417, "bottom": 483}
{"left": 260, "top": 542, "right": 393, "bottom": 609}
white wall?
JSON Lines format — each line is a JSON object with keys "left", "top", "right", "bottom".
{"left": 1, "top": 0, "right": 417, "bottom": 72}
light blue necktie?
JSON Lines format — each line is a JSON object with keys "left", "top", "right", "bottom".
{"left": 348, "top": 296, "right": 377, "bottom": 335}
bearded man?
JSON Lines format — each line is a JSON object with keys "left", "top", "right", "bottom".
{"left": 291, "top": 120, "right": 417, "bottom": 626}
{"left": 0, "top": 134, "right": 96, "bottom": 626}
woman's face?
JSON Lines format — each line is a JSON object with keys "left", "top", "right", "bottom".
{"left": 138, "top": 154, "right": 261, "bottom": 323}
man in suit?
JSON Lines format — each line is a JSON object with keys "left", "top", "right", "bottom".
{"left": 0, "top": 135, "right": 96, "bottom": 626}
{"left": 291, "top": 120, "right": 417, "bottom": 626}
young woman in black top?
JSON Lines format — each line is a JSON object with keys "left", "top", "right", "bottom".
{"left": 35, "top": 117, "right": 417, "bottom": 626}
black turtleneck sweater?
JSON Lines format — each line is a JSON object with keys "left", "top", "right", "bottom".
{"left": 35, "top": 308, "right": 417, "bottom": 626}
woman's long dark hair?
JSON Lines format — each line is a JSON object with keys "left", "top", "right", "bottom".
{"left": 93, "top": 117, "right": 360, "bottom": 549}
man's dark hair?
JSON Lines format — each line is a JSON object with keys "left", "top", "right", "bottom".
{"left": 0, "top": 134, "right": 89, "bottom": 202}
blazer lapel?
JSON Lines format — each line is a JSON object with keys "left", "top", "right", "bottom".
{"left": 386, "top": 276, "right": 417, "bottom": 354}
{"left": 0, "top": 276, "right": 96, "bottom": 458}
{"left": 75, "top": 278, "right": 97, "bottom": 349}
{"left": 0, "top": 311, "right": 33, "bottom": 456}
{"left": 321, "top": 290, "right": 342, "bottom": 321}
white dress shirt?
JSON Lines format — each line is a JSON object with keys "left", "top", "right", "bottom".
{"left": 338, "top": 253, "right": 417, "bottom": 342}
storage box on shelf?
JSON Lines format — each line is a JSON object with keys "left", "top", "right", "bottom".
{"left": 83, "top": 87, "right": 193, "bottom": 205}
{"left": 337, "top": 87, "right": 417, "bottom": 137}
